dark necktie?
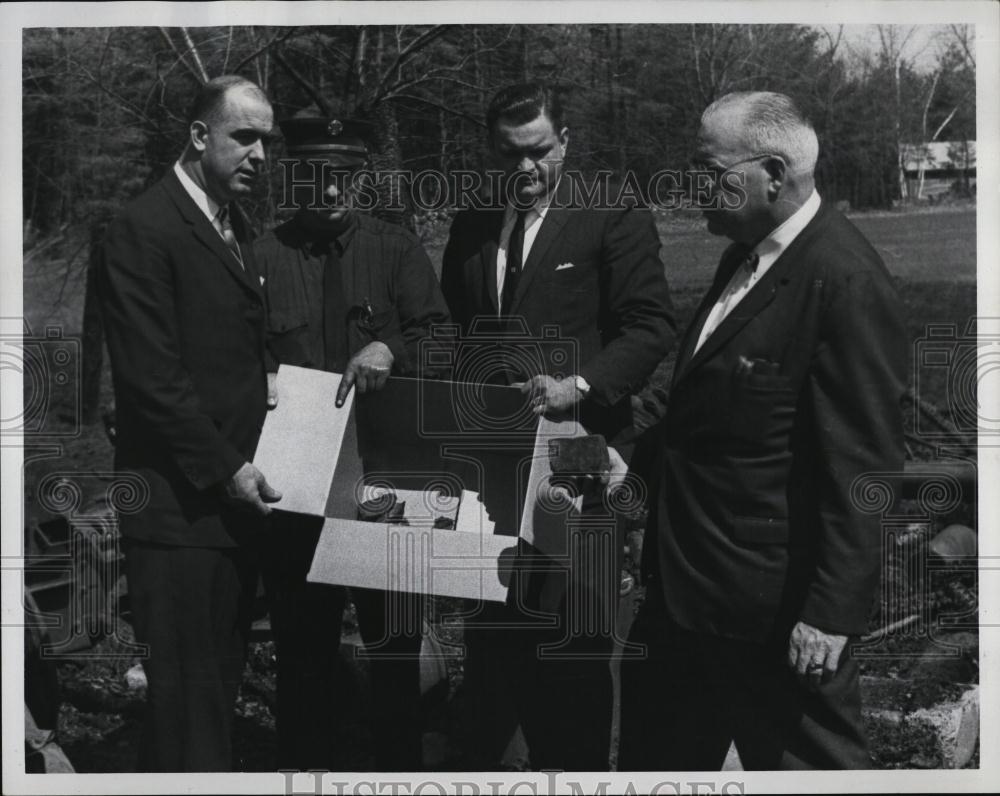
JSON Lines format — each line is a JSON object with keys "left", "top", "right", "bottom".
{"left": 216, "top": 206, "right": 244, "bottom": 269}
{"left": 501, "top": 210, "right": 527, "bottom": 315}
{"left": 322, "top": 244, "right": 350, "bottom": 373}
{"left": 683, "top": 244, "right": 759, "bottom": 366}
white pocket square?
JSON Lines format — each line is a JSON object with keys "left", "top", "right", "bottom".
{"left": 259, "top": 276, "right": 266, "bottom": 285}
{"left": 555, "top": 262, "right": 576, "bottom": 271}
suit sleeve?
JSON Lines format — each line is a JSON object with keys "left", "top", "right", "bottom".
{"left": 440, "top": 211, "right": 473, "bottom": 333}
{"left": 578, "top": 207, "right": 676, "bottom": 406}
{"left": 99, "top": 212, "right": 246, "bottom": 490}
{"left": 385, "top": 234, "right": 453, "bottom": 377}
{"left": 256, "top": 244, "right": 280, "bottom": 374}
{"left": 799, "top": 267, "right": 907, "bottom": 635}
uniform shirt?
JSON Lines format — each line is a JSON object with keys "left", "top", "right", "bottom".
{"left": 254, "top": 212, "right": 452, "bottom": 376}
{"left": 695, "top": 189, "right": 821, "bottom": 353}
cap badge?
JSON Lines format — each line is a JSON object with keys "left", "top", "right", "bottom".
{"left": 327, "top": 119, "right": 343, "bottom": 136}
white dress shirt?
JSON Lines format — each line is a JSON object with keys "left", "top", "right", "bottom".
{"left": 173, "top": 162, "right": 243, "bottom": 268}
{"left": 694, "top": 189, "right": 821, "bottom": 353}
{"left": 174, "top": 162, "right": 222, "bottom": 224}
{"left": 496, "top": 189, "right": 558, "bottom": 309}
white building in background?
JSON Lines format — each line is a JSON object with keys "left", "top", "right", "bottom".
{"left": 901, "top": 141, "right": 976, "bottom": 200}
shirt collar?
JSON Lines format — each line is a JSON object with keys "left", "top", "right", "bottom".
{"left": 174, "top": 161, "right": 223, "bottom": 223}
{"left": 292, "top": 211, "right": 358, "bottom": 255}
{"left": 753, "top": 189, "right": 821, "bottom": 260}
{"left": 504, "top": 176, "right": 562, "bottom": 225}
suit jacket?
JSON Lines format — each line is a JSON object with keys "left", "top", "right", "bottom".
{"left": 441, "top": 181, "right": 675, "bottom": 623}
{"left": 440, "top": 180, "right": 676, "bottom": 441}
{"left": 640, "top": 201, "right": 906, "bottom": 644}
{"left": 99, "top": 170, "right": 269, "bottom": 548}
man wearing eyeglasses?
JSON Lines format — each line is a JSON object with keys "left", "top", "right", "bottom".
{"left": 619, "top": 91, "right": 906, "bottom": 770}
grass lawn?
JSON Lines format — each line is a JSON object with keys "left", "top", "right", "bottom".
{"left": 420, "top": 205, "right": 978, "bottom": 433}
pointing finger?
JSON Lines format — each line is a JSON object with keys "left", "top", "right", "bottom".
{"left": 336, "top": 368, "right": 356, "bottom": 407}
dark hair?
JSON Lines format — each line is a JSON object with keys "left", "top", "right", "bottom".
{"left": 187, "top": 75, "right": 267, "bottom": 127}
{"left": 485, "top": 82, "right": 565, "bottom": 134}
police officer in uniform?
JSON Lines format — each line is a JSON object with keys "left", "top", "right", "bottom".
{"left": 255, "top": 116, "right": 452, "bottom": 770}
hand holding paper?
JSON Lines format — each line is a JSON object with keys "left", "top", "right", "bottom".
{"left": 518, "top": 374, "right": 582, "bottom": 416}
{"left": 224, "top": 461, "right": 282, "bottom": 515}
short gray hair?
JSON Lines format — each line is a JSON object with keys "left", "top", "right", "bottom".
{"left": 703, "top": 91, "right": 819, "bottom": 175}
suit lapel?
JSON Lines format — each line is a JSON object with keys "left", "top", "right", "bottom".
{"left": 480, "top": 210, "right": 504, "bottom": 313}
{"left": 509, "top": 180, "right": 575, "bottom": 314}
{"left": 510, "top": 206, "right": 571, "bottom": 314}
{"left": 230, "top": 204, "right": 263, "bottom": 296}
{"left": 162, "top": 171, "right": 262, "bottom": 299}
{"left": 677, "top": 264, "right": 781, "bottom": 380}
{"left": 672, "top": 250, "right": 741, "bottom": 382}
{"left": 673, "top": 203, "right": 831, "bottom": 385}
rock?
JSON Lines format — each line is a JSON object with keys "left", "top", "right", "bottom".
{"left": 928, "top": 524, "right": 977, "bottom": 560}
{"left": 862, "top": 676, "right": 979, "bottom": 768}
{"left": 911, "top": 686, "right": 979, "bottom": 768}
{"left": 124, "top": 663, "right": 147, "bottom": 691}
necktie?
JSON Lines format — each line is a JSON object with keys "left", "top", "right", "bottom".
{"left": 216, "top": 206, "right": 244, "bottom": 269}
{"left": 690, "top": 245, "right": 760, "bottom": 355}
{"left": 501, "top": 210, "right": 527, "bottom": 315}
{"left": 322, "top": 244, "right": 350, "bottom": 373}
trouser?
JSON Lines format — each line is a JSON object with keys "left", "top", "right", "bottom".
{"left": 462, "top": 602, "right": 616, "bottom": 771}
{"left": 24, "top": 588, "right": 75, "bottom": 773}
{"left": 261, "top": 517, "right": 423, "bottom": 771}
{"left": 461, "top": 515, "right": 623, "bottom": 771}
{"left": 617, "top": 593, "right": 872, "bottom": 771}
{"left": 123, "top": 538, "right": 258, "bottom": 772}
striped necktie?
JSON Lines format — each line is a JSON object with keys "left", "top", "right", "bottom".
{"left": 216, "top": 206, "right": 244, "bottom": 269}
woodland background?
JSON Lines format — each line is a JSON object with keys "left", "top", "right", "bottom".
{"left": 21, "top": 23, "right": 978, "bottom": 425}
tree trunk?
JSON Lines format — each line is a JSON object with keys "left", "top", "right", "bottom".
{"left": 81, "top": 222, "right": 106, "bottom": 426}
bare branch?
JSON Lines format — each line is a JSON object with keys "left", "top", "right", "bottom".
{"left": 272, "top": 47, "right": 330, "bottom": 115}
{"left": 179, "top": 28, "right": 209, "bottom": 83}
{"left": 949, "top": 23, "right": 976, "bottom": 68}
{"left": 158, "top": 28, "right": 202, "bottom": 83}
{"left": 222, "top": 27, "right": 234, "bottom": 73}
{"left": 387, "top": 93, "right": 485, "bottom": 128}
{"left": 377, "top": 25, "right": 449, "bottom": 92}
{"left": 921, "top": 70, "right": 940, "bottom": 141}
{"left": 233, "top": 28, "right": 297, "bottom": 74}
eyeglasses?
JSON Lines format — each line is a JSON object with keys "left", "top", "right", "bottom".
{"left": 688, "top": 153, "right": 781, "bottom": 182}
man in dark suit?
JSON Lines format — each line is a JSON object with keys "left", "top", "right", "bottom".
{"left": 618, "top": 91, "right": 906, "bottom": 770}
{"left": 441, "top": 82, "right": 675, "bottom": 770}
{"left": 254, "top": 115, "right": 452, "bottom": 771}
{"left": 99, "top": 75, "right": 280, "bottom": 771}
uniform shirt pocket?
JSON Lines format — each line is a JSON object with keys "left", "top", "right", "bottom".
{"left": 266, "top": 310, "right": 314, "bottom": 367}
{"left": 268, "top": 309, "right": 309, "bottom": 335}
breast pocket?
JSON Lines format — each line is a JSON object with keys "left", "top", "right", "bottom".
{"left": 728, "top": 371, "right": 797, "bottom": 443}
{"left": 266, "top": 309, "right": 314, "bottom": 367}
{"left": 538, "top": 258, "right": 598, "bottom": 294}
{"left": 347, "top": 306, "right": 402, "bottom": 353}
